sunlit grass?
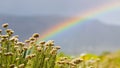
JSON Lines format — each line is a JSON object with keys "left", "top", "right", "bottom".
{"left": 0, "top": 23, "right": 120, "bottom": 68}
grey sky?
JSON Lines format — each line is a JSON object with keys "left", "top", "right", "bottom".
{"left": 0, "top": 0, "right": 119, "bottom": 25}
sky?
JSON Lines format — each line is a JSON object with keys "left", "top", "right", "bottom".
{"left": 0, "top": 0, "right": 120, "bottom": 54}
{"left": 0, "top": 0, "right": 119, "bottom": 25}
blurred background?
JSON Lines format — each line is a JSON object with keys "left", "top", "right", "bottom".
{"left": 0, "top": 0, "right": 120, "bottom": 55}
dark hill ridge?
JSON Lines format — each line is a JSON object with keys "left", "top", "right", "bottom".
{"left": 0, "top": 15, "right": 120, "bottom": 54}
{"left": 0, "top": 15, "right": 68, "bottom": 40}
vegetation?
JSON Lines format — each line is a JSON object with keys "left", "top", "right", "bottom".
{"left": 0, "top": 23, "right": 120, "bottom": 68}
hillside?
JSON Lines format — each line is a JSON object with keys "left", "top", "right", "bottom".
{"left": 0, "top": 15, "right": 120, "bottom": 54}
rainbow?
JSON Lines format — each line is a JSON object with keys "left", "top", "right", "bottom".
{"left": 39, "top": 2, "right": 120, "bottom": 41}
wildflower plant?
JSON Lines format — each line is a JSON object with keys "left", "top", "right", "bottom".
{"left": 0, "top": 23, "right": 61, "bottom": 68}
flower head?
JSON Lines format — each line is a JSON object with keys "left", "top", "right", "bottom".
{"left": 2, "top": 23, "right": 9, "bottom": 28}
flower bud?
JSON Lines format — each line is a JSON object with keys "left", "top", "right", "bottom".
{"left": 39, "top": 41, "right": 45, "bottom": 45}
{"left": 55, "top": 46, "right": 61, "bottom": 50}
{"left": 37, "top": 47, "right": 42, "bottom": 52}
{"left": 18, "top": 64, "right": 24, "bottom": 68}
{"left": 32, "top": 33, "right": 39, "bottom": 38}
{"left": 25, "top": 40, "right": 30, "bottom": 43}
{"left": 9, "top": 64, "right": 15, "bottom": 68}
{"left": 0, "top": 29, "right": 2, "bottom": 34}
{"left": 29, "top": 37, "right": 35, "bottom": 41}
{"left": 6, "top": 29, "right": 14, "bottom": 35}
{"left": 2, "top": 23, "right": 9, "bottom": 28}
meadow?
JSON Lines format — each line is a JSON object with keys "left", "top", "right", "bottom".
{"left": 0, "top": 23, "right": 120, "bottom": 68}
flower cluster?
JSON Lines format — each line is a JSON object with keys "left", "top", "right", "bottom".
{"left": 0, "top": 23, "right": 60, "bottom": 68}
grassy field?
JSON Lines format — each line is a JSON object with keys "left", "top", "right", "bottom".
{"left": 0, "top": 23, "right": 120, "bottom": 68}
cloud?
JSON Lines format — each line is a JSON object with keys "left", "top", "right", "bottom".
{"left": 0, "top": 0, "right": 118, "bottom": 15}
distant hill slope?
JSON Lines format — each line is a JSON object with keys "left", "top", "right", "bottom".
{"left": 55, "top": 20, "right": 120, "bottom": 54}
{"left": 0, "top": 15, "right": 120, "bottom": 54}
